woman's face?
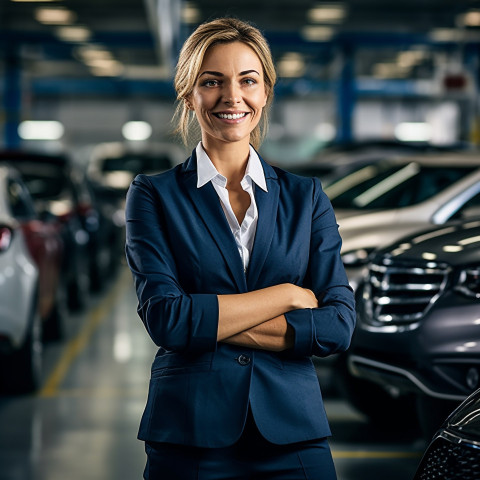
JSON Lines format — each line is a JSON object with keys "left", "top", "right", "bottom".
{"left": 189, "top": 41, "right": 268, "bottom": 148}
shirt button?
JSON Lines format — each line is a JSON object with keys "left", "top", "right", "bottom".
{"left": 237, "top": 354, "right": 251, "bottom": 366}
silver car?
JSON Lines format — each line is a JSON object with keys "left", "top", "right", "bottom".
{"left": 323, "top": 151, "right": 480, "bottom": 289}
{"left": 0, "top": 166, "right": 40, "bottom": 393}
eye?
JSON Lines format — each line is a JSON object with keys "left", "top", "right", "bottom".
{"left": 243, "top": 78, "right": 257, "bottom": 85}
{"left": 201, "top": 79, "right": 220, "bottom": 87}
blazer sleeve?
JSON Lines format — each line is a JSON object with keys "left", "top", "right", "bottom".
{"left": 125, "top": 174, "right": 219, "bottom": 354}
{"left": 284, "top": 177, "right": 355, "bottom": 358}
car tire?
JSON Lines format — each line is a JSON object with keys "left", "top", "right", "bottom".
{"left": 0, "top": 303, "right": 42, "bottom": 394}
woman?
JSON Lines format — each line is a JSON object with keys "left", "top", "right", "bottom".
{"left": 126, "top": 17, "right": 355, "bottom": 480}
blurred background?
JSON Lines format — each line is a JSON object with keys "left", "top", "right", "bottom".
{"left": 1, "top": 1, "right": 480, "bottom": 479}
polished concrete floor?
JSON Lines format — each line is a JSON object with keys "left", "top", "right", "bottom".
{"left": 0, "top": 267, "right": 426, "bottom": 480}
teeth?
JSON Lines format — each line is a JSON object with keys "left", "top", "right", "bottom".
{"left": 217, "top": 113, "right": 246, "bottom": 119}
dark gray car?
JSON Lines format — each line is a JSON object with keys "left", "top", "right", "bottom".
{"left": 342, "top": 218, "right": 480, "bottom": 435}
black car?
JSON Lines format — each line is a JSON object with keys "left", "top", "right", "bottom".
{"left": 341, "top": 218, "right": 480, "bottom": 436}
{"left": 414, "top": 387, "right": 480, "bottom": 479}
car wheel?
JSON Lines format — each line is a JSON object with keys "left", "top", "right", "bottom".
{"left": 43, "top": 280, "right": 68, "bottom": 342}
{"left": 0, "top": 305, "right": 42, "bottom": 394}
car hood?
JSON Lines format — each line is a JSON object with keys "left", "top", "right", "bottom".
{"left": 374, "top": 220, "right": 480, "bottom": 267}
{"left": 338, "top": 215, "right": 432, "bottom": 254}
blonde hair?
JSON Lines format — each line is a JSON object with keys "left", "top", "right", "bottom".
{"left": 173, "top": 17, "right": 276, "bottom": 150}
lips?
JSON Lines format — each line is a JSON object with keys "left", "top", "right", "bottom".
{"left": 213, "top": 112, "right": 248, "bottom": 120}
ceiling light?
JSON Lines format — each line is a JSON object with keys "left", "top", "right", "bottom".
{"left": 18, "top": 121, "right": 64, "bottom": 140}
{"left": 307, "top": 3, "right": 347, "bottom": 23}
{"left": 277, "top": 53, "right": 306, "bottom": 78}
{"left": 122, "top": 121, "right": 153, "bottom": 141}
{"left": 181, "top": 2, "right": 201, "bottom": 24}
{"left": 35, "top": 7, "right": 76, "bottom": 24}
{"left": 90, "top": 61, "right": 124, "bottom": 77}
{"left": 394, "top": 122, "right": 432, "bottom": 142}
{"left": 463, "top": 10, "right": 480, "bottom": 26}
{"left": 11, "top": 0, "right": 61, "bottom": 2}
{"left": 430, "top": 28, "right": 463, "bottom": 42}
{"left": 75, "top": 46, "right": 114, "bottom": 63}
{"left": 56, "top": 26, "right": 92, "bottom": 42}
{"left": 301, "top": 26, "right": 334, "bottom": 41}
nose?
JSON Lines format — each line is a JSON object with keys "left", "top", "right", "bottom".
{"left": 223, "top": 82, "right": 241, "bottom": 105}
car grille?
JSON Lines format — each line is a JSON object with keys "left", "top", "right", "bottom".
{"left": 365, "top": 258, "right": 450, "bottom": 326}
{"left": 414, "top": 435, "right": 480, "bottom": 480}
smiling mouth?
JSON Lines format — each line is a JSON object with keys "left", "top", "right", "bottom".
{"left": 214, "top": 112, "right": 248, "bottom": 120}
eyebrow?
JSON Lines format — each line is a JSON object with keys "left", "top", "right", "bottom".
{"left": 199, "top": 69, "right": 261, "bottom": 78}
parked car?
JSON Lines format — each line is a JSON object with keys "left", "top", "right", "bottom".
{"left": 0, "top": 150, "right": 116, "bottom": 305}
{"left": 0, "top": 166, "right": 55, "bottom": 393}
{"left": 414, "top": 387, "right": 480, "bottom": 479}
{"left": 87, "top": 142, "right": 184, "bottom": 262}
{"left": 287, "top": 140, "right": 462, "bottom": 186}
{"left": 342, "top": 218, "right": 480, "bottom": 436}
{"left": 322, "top": 151, "right": 480, "bottom": 289}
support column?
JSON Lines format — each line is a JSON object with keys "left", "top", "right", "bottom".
{"left": 337, "top": 43, "right": 355, "bottom": 143}
{"left": 3, "top": 45, "right": 22, "bottom": 149}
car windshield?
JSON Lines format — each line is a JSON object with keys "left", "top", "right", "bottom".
{"left": 100, "top": 155, "right": 172, "bottom": 175}
{"left": 12, "top": 164, "right": 67, "bottom": 200}
{"left": 325, "top": 161, "right": 476, "bottom": 210}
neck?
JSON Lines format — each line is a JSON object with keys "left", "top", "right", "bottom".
{"left": 201, "top": 137, "right": 251, "bottom": 183}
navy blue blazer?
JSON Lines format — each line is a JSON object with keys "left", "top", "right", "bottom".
{"left": 125, "top": 149, "right": 355, "bottom": 448}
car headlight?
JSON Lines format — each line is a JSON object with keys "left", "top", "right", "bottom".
{"left": 341, "top": 248, "right": 374, "bottom": 267}
{"left": 455, "top": 267, "right": 480, "bottom": 299}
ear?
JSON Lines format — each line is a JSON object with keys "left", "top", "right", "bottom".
{"left": 184, "top": 98, "right": 194, "bottom": 111}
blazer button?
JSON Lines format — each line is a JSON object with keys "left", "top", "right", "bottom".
{"left": 237, "top": 354, "right": 251, "bottom": 366}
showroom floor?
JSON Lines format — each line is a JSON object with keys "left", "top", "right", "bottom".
{"left": 0, "top": 267, "right": 426, "bottom": 480}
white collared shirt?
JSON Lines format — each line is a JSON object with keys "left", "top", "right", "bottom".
{"left": 196, "top": 142, "right": 268, "bottom": 273}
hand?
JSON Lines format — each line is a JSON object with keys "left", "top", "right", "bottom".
{"left": 290, "top": 285, "right": 318, "bottom": 310}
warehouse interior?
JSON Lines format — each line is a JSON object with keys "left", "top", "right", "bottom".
{"left": 1, "top": 1, "right": 480, "bottom": 479}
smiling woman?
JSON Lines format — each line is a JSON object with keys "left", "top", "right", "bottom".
{"left": 125, "top": 17, "right": 355, "bottom": 480}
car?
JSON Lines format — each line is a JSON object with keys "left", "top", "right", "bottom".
{"left": 87, "top": 142, "right": 185, "bottom": 260}
{"left": 322, "top": 151, "right": 480, "bottom": 289}
{"left": 342, "top": 218, "right": 480, "bottom": 436}
{"left": 0, "top": 166, "right": 46, "bottom": 393}
{"left": 414, "top": 386, "right": 480, "bottom": 480}
{"left": 286, "top": 140, "right": 462, "bottom": 186}
{"left": 0, "top": 151, "right": 100, "bottom": 307}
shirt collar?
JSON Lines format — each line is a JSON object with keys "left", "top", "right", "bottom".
{"left": 196, "top": 142, "right": 267, "bottom": 192}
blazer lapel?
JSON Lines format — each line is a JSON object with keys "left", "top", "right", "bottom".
{"left": 246, "top": 160, "right": 279, "bottom": 289}
{"left": 181, "top": 153, "right": 247, "bottom": 292}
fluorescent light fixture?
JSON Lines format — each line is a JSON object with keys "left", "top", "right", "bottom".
{"left": 397, "top": 49, "right": 428, "bottom": 68}
{"left": 276, "top": 53, "right": 306, "bottom": 78}
{"left": 463, "top": 10, "right": 480, "bottom": 26}
{"left": 181, "top": 2, "right": 201, "bottom": 24}
{"left": 430, "top": 28, "right": 463, "bottom": 42}
{"left": 18, "top": 121, "right": 64, "bottom": 140}
{"left": 56, "top": 26, "right": 91, "bottom": 42}
{"left": 394, "top": 122, "right": 432, "bottom": 142}
{"left": 35, "top": 7, "right": 76, "bottom": 24}
{"left": 373, "top": 62, "right": 409, "bottom": 79}
{"left": 12, "top": 0, "right": 61, "bottom": 2}
{"left": 90, "top": 61, "right": 124, "bottom": 77}
{"left": 314, "top": 123, "right": 336, "bottom": 141}
{"left": 75, "top": 46, "right": 114, "bottom": 63}
{"left": 307, "top": 3, "right": 347, "bottom": 23}
{"left": 122, "top": 121, "right": 153, "bottom": 141}
{"left": 301, "top": 25, "right": 334, "bottom": 41}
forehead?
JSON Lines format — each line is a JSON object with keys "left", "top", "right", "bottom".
{"left": 201, "top": 41, "right": 263, "bottom": 72}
